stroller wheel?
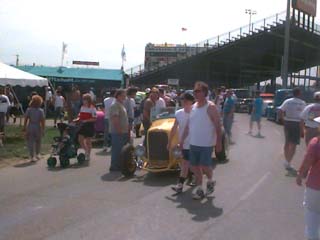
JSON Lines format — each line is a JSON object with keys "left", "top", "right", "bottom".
{"left": 77, "top": 153, "right": 86, "bottom": 165}
{"left": 60, "top": 156, "right": 70, "bottom": 168}
{"left": 47, "top": 157, "right": 57, "bottom": 168}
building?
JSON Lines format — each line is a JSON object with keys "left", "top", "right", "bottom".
{"left": 144, "top": 43, "right": 207, "bottom": 71}
{"left": 17, "top": 65, "right": 124, "bottom": 94}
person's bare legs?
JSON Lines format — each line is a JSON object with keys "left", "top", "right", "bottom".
{"left": 191, "top": 166, "right": 203, "bottom": 186}
{"left": 85, "top": 137, "right": 92, "bottom": 160}
{"left": 180, "top": 160, "right": 189, "bottom": 178}
{"left": 202, "top": 166, "right": 213, "bottom": 181}
{"left": 78, "top": 135, "right": 87, "bottom": 153}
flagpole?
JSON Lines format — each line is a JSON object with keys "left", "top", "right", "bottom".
{"left": 61, "top": 42, "right": 64, "bottom": 67}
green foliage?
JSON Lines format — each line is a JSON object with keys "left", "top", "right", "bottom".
{"left": 0, "top": 125, "right": 58, "bottom": 161}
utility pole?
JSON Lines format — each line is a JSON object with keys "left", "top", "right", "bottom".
{"left": 15, "top": 54, "right": 19, "bottom": 66}
{"left": 282, "top": 0, "right": 291, "bottom": 88}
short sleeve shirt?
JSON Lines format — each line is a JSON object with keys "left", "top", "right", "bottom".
{"left": 279, "top": 97, "right": 306, "bottom": 122}
{"left": 175, "top": 109, "right": 190, "bottom": 150}
{"left": 104, "top": 97, "right": 115, "bottom": 119}
{"left": 79, "top": 106, "right": 97, "bottom": 120}
{"left": 109, "top": 101, "right": 128, "bottom": 134}
{"left": 223, "top": 97, "right": 235, "bottom": 114}
{"left": 300, "top": 103, "right": 320, "bottom": 128}
{"left": 0, "top": 95, "right": 10, "bottom": 113}
{"left": 304, "top": 137, "right": 320, "bottom": 190}
{"left": 25, "top": 107, "right": 45, "bottom": 128}
{"left": 253, "top": 97, "right": 263, "bottom": 116}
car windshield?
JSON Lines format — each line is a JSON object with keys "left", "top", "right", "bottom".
{"left": 150, "top": 107, "right": 177, "bottom": 121}
{"left": 234, "top": 89, "right": 250, "bottom": 98}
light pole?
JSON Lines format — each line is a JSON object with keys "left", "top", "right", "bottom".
{"left": 245, "top": 9, "right": 257, "bottom": 32}
{"left": 282, "top": 0, "right": 291, "bottom": 88}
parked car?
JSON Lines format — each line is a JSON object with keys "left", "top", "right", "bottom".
{"left": 234, "top": 89, "right": 253, "bottom": 113}
{"left": 260, "top": 93, "right": 274, "bottom": 116}
{"left": 266, "top": 89, "right": 293, "bottom": 123}
{"left": 120, "top": 107, "right": 229, "bottom": 177}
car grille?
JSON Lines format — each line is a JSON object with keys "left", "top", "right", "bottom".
{"left": 148, "top": 131, "right": 169, "bottom": 162}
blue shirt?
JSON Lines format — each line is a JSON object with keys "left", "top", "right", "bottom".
{"left": 223, "top": 97, "right": 235, "bottom": 114}
{"left": 253, "top": 97, "right": 263, "bottom": 116}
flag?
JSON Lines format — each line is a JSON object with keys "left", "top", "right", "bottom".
{"left": 62, "top": 42, "right": 68, "bottom": 56}
{"left": 181, "top": 27, "right": 187, "bottom": 31}
{"left": 121, "top": 44, "right": 126, "bottom": 62}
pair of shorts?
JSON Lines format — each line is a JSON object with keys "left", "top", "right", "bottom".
{"left": 189, "top": 145, "right": 213, "bottom": 166}
{"left": 78, "top": 122, "right": 95, "bottom": 138}
{"left": 54, "top": 107, "right": 64, "bottom": 120}
{"left": 251, "top": 114, "right": 262, "bottom": 122}
{"left": 284, "top": 121, "right": 301, "bottom": 145}
{"left": 182, "top": 149, "right": 190, "bottom": 161}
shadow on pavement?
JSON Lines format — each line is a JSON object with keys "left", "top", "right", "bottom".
{"left": 101, "top": 172, "right": 128, "bottom": 182}
{"left": 47, "top": 162, "right": 90, "bottom": 172}
{"left": 165, "top": 188, "right": 223, "bottom": 222}
{"left": 14, "top": 161, "right": 36, "bottom": 168}
{"left": 132, "top": 171, "right": 179, "bottom": 187}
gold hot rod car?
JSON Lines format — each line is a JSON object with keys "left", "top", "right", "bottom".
{"left": 120, "top": 107, "right": 229, "bottom": 177}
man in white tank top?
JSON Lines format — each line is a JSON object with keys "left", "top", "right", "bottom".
{"left": 181, "top": 82, "right": 222, "bottom": 200}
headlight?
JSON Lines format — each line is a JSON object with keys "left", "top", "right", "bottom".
{"left": 172, "top": 145, "right": 183, "bottom": 158}
{"left": 134, "top": 145, "right": 145, "bottom": 157}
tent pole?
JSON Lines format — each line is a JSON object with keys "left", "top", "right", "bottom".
{"left": 9, "top": 85, "right": 25, "bottom": 118}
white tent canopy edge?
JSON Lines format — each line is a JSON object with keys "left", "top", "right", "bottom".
{"left": 0, "top": 62, "right": 48, "bottom": 87}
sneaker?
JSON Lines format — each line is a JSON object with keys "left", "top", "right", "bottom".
{"left": 247, "top": 131, "right": 252, "bottom": 135}
{"left": 171, "top": 183, "right": 183, "bottom": 193}
{"left": 30, "top": 157, "right": 36, "bottom": 163}
{"left": 86, "top": 153, "right": 90, "bottom": 161}
{"left": 256, "top": 133, "right": 263, "bottom": 138}
{"left": 193, "top": 187, "right": 205, "bottom": 200}
{"left": 35, "top": 155, "right": 41, "bottom": 161}
{"left": 284, "top": 161, "right": 295, "bottom": 171}
{"left": 206, "top": 180, "right": 216, "bottom": 196}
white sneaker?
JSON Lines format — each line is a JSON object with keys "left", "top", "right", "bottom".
{"left": 284, "top": 161, "right": 294, "bottom": 171}
{"left": 192, "top": 187, "right": 205, "bottom": 200}
{"left": 86, "top": 153, "right": 90, "bottom": 161}
{"left": 35, "top": 155, "right": 41, "bottom": 161}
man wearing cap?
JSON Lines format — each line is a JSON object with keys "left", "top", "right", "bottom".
{"left": 300, "top": 91, "right": 320, "bottom": 145}
{"left": 279, "top": 88, "right": 306, "bottom": 172}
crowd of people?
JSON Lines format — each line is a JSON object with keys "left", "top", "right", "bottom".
{"left": 0, "top": 82, "right": 319, "bottom": 239}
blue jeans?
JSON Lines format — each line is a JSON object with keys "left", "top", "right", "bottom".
{"left": 104, "top": 119, "right": 110, "bottom": 147}
{"left": 110, "top": 133, "right": 128, "bottom": 170}
{"left": 223, "top": 115, "right": 233, "bottom": 138}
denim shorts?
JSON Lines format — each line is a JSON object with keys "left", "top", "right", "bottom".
{"left": 189, "top": 145, "right": 213, "bottom": 166}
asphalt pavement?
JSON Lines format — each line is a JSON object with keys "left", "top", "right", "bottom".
{"left": 0, "top": 113, "right": 307, "bottom": 240}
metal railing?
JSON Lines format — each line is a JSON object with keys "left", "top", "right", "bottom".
{"left": 126, "top": 9, "right": 320, "bottom": 79}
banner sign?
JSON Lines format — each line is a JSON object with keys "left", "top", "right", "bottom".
{"left": 292, "top": 0, "right": 317, "bottom": 17}
{"left": 72, "top": 61, "right": 100, "bottom": 66}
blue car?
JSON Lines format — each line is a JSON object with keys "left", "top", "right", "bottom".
{"left": 266, "top": 89, "right": 293, "bottom": 123}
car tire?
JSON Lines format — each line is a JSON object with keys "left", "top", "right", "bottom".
{"left": 215, "top": 131, "right": 229, "bottom": 162}
{"left": 47, "top": 157, "right": 57, "bottom": 168}
{"left": 60, "top": 156, "right": 70, "bottom": 168}
{"left": 120, "top": 143, "right": 137, "bottom": 177}
{"left": 77, "top": 153, "right": 86, "bottom": 165}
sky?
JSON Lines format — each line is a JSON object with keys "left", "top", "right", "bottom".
{"left": 0, "top": 0, "right": 315, "bottom": 71}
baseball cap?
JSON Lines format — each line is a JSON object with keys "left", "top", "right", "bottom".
{"left": 314, "top": 91, "right": 320, "bottom": 99}
{"left": 314, "top": 116, "right": 320, "bottom": 123}
{"left": 145, "top": 88, "right": 151, "bottom": 93}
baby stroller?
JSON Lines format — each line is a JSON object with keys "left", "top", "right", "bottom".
{"left": 47, "top": 122, "right": 86, "bottom": 168}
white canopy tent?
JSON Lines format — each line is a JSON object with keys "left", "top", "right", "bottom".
{"left": 0, "top": 62, "right": 48, "bottom": 87}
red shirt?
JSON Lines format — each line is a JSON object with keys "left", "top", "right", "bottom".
{"left": 303, "top": 137, "right": 320, "bottom": 190}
